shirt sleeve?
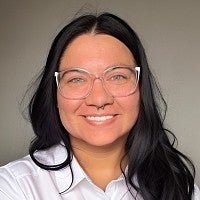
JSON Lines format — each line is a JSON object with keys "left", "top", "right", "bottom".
{"left": 0, "top": 167, "right": 26, "bottom": 200}
{"left": 193, "top": 184, "right": 200, "bottom": 200}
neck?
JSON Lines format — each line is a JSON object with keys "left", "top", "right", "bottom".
{"left": 70, "top": 138, "right": 127, "bottom": 190}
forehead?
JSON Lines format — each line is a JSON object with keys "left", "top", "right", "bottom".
{"left": 59, "top": 33, "right": 135, "bottom": 71}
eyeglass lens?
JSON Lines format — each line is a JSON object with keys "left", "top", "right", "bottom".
{"left": 56, "top": 66, "right": 139, "bottom": 99}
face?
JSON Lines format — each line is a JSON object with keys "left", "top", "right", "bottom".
{"left": 57, "top": 34, "right": 140, "bottom": 149}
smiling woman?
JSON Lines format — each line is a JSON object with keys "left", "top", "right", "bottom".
{"left": 0, "top": 12, "right": 199, "bottom": 200}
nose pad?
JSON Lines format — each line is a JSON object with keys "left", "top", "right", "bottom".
{"left": 85, "top": 78, "right": 114, "bottom": 108}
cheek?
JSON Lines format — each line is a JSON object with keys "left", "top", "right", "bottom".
{"left": 130, "top": 93, "right": 140, "bottom": 115}
{"left": 57, "top": 94, "right": 80, "bottom": 126}
{"left": 57, "top": 94, "right": 70, "bottom": 115}
{"left": 121, "top": 91, "right": 140, "bottom": 124}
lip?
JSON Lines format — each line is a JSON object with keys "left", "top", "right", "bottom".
{"left": 82, "top": 114, "right": 118, "bottom": 126}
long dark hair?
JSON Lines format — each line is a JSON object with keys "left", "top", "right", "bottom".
{"left": 28, "top": 12, "right": 195, "bottom": 199}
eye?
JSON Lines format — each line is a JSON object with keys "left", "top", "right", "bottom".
{"left": 61, "top": 70, "right": 88, "bottom": 85}
{"left": 67, "top": 77, "right": 85, "bottom": 83}
{"left": 105, "top": 67, "right": 131, "bottom": 83}
{"left": 109, "top": 74, "right": 128, "bottom": 81}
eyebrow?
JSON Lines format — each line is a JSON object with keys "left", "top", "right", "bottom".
{"left": 58, "top": 63, "right": 136, "bottom": 72}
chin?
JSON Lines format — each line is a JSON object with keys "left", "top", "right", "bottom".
{"left": 82, "top": 133, "right": 127, "bottom": 148}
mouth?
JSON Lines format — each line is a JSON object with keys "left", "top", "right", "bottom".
{"left": 86, "top": 115, "right": 114, "bottom": 122}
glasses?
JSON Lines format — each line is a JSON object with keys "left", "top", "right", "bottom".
{"left": 55, "top": 65, "right": 140, "bottom": 100}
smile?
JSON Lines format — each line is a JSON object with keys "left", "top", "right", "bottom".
{"left": 86, "top": 115, "right": 114, "bottom": 122}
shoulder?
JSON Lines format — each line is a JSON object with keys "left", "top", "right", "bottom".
{"left": 193, "top": 184, "right": 200, "bottom": 200}
{"left": 0, "top": 143, "right": 68, "bottom": 199}
{"left": 0, "top": 155, "right": 37, "bottom": 199}
{"left": 1, "top": 154, "right": 38, "bottom": 173}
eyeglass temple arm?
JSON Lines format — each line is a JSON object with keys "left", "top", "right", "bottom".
{"left": 54, "top": 72, "right": 59, "bottom": 86}
{"left": 135, "top": 67, "right": 140, "bottom": 82}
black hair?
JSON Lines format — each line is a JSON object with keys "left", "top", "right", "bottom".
{"left": 28, "top": 12, "right": 195, "bottom": 199}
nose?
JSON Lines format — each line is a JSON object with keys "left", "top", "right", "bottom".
{"left": 85, "top": 78, "right": 114, "bottom": 108}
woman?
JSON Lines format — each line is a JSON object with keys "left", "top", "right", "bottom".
{"left": 0, "top": 12, "right": 199, "bottom": 200}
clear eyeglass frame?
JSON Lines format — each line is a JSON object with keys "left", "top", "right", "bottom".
{"left": 55, "top": 65, "right": 140, "bottom": 100}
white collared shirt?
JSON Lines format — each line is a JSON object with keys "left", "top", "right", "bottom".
{"left": 0, "top": 143, "right": 200, "bottom": 200}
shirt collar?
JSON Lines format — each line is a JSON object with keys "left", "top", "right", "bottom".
{"left": 36, "top": 143, "right": 137, "bottom": 196}
{"left": 54, "top": 155, "right": 130, "bottom": 195}
{"left": 38, "top": 143, "right": 86, "bottom": 193}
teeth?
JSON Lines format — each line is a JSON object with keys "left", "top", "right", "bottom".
{"left": 86, "top": 115, "right": 113, "bottom": 121}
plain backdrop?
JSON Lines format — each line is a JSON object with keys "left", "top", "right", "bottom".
{"left": 0, "top": 0, "right": 199, "bottom": 185}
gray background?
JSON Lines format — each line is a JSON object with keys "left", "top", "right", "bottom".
{"left": 0, "top": 0, "right": 199, "bottom": 185}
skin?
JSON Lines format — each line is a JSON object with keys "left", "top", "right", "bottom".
{"left": 57, "top": 33, "right": 140, "bottom": 190}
